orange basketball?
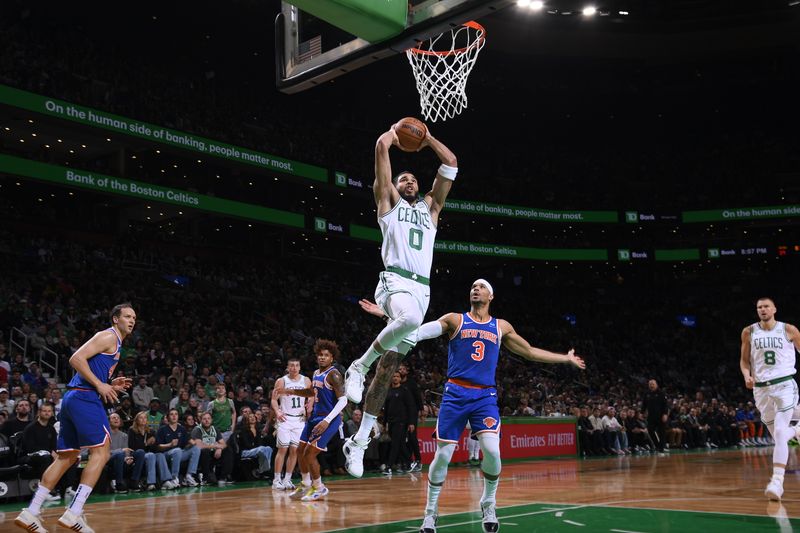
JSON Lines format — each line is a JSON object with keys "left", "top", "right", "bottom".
{"left": 395, "top": 117, "right": 428, "bottom": 152}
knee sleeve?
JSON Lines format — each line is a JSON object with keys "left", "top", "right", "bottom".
{"left": 428, "top": 442, "right": 456, "bottom": 485}
{"left": 478, "top": 433, "right": 501, "bottom": 477}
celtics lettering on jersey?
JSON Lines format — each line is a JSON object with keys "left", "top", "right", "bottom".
{"left": 379, "top": 198, "right": 436, "bottom": 278}
{"left": 750, "top": 322, "right": 796, "bottom": 382}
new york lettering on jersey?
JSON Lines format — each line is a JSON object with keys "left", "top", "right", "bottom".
{"left": 447, "top": 313, "right": 502, "bottom": 387}
{"left": 67, "top": 328, "right": 121, "bottom": 389}
{"left": 312, "top": 367, "right": 337, "bottom": 417}
{"left": 379, "top": 198, "right": 437, "bottom": 278}
{"left": 750, "top": 321, "right": 796, "bottom": 383}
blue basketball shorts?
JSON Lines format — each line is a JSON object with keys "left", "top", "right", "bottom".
{"left": 57, "top": 389, "right": 111, "bottom": 451}
{"left": 300, "top": 414, "right": 343, "bottom": 451}
{"left": 435, "top": 382, "right": 501, "bottom": 443}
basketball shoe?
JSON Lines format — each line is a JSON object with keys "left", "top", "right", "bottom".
{"left": 343, "top": 435, "right": 370, "bottom": 477}
{"left": 344, "top": 362, "right": 367, "bottom": 404}
{"left": 481, "top": 501, "right": 499, "bottom": 532}
{"left": 58, "top": 509, "right": 95, "bottom": 533}
{"left": 765, "top": 479, "right": 784, "bottom": 501}
{"left": 301, "top": 485, "right": 329, "bottom": 501}
{"left": 289, "top": 485, "right": 310, "bottom": 500}
{"left": 14, "top": 508, "right": 48, "bottom": 533}
{"left": 419, "top": 513, "right": 438, "bottom": 533}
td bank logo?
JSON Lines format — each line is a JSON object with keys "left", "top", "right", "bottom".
{"left": 708, "top": 248, "right": 720, "bottom": 259}
{"left": 314, "top": 217, "right": 326, "bottom": 232}
{"left": 625, "top": 211, "right": 638, "bottom": 223}
{"left": 618, "top": 249, "right": 631, "bottom": 261}
{"left": 335, "top": 172, "right": 347, "bottom": 187}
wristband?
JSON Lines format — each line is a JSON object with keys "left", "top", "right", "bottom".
{"left": 437, "top": 164, "right": 458, "bottom": 181}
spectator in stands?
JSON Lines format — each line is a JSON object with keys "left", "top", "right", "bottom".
{"left": 152, "top": 375, "right": 173, "bottom": 411}
{"left": 157, "top": 408, "right": 200, "bottom": 488}
{"left": 1, "top": 398, "right": 31, "bottom": 437}
{"left": 22, "top": 362, "right": 48, "bottom": 395}
{"left": 183, "top": 413, "right": 197, "bottom": 433}
{"left": 208, "top": 383, "right": 236, "bottom": 441}
{"left": 0, "top": 387, "right": 14, "bottom": 415}
{"left": 234, "top": 386, "right": 257, "bottom": 415}
{"left": 193, "top": 383, "right": 210, "bottom": 412}
{"left": 146, "top": 398, "right": 164, "bottom": 432}
{"left": 237, "top": 412, "right": 272, "bottom": 479}
{"left": 20, "top": 402, "right": 63, "bottom": 503}
{"left": 626, "top": 409, "right": 655, "bottom": 452}
{"left": 513, "top": 398, "right": 537, "bottom": 417}
{"left": 127, "top": 411, "right": 171, "bottom": 491}
{"left": 345, "top": 409, "right": 362, "bottom": 438}
{"left": 192, "top": 412, "right": 233, "bottom": 486}
{"left": 577, "top": 406, "right": 599, "bottom": 456}
{"left": 601, "top": 407, "right": 627, "bottom": 454}
{"left": 116, "top": 396, "right": 135, "bottom": 430}
{"left": 48, "top": 388, "right": 62, "bottom": 420}
{"left": 132, "top": 376, "right": 154, "bottom": 412}
{"left": 107, "top": 412, "right": 133, "bottom": 493}
{"left": 173, "top": 389, "right": 191, "bottom": 415}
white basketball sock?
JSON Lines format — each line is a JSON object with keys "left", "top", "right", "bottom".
{"left": 301, "top": 472, "right": 311, "bottom": 487}
{"left": 67, "top": 483, "right": 92, "bottom": 515}
{"left": 354, "top": 412, "right": 377, "bottom": 444}
{"left": 354, "top": 345, "right": 382, "bottom": 372}
{"left": 28, "top": 485, "right": 52, "bottom": 514}
{"left": 481, "top": 477, "right": 499, "bottom": 506}
{"left": 425, "top": 481, "right": 444, "bottom": 517}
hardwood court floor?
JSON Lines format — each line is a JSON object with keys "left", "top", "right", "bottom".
{"left": 3, "top": 446, "right": 799, "bottom": 532}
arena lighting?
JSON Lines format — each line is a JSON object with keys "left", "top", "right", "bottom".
{"left": 531, "top": 0, "right": 544, "bottom": 9}
{"left": 583, "top": 5, "right": 597, "bottom": 15}
{"left": 517, "top": 0, "right": 531, "bottom": 6}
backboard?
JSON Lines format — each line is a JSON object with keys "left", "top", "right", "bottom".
{"left": 275, "top": 0, "right": 515, "bottom": 94}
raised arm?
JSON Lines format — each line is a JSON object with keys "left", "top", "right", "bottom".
{"left": 374, "top": 128, "right": 402, "bottom": 216}
{"left": 740, "top": 326, "right": 754, "bottom": 389}
{"left": 421, "top": 132, "right": 458, "bottom": 225}
{"left": 498, "top": 319, "right": 585, "bottom": 369}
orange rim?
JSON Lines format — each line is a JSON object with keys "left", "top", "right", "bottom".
{"left": 408, "top": 20, "right": 485, "bottom": 57}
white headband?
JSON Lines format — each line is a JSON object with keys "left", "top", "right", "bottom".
{"left": 473, "top": 279, "right": 494, "bottom": 295}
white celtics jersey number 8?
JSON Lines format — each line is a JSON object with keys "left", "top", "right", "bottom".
{"left": 750, "top": 321, "right": 796, "bottom": 383}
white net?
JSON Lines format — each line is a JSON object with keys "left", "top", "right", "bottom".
{"left": 406, "top": 21, "right": 486, "bottom": 122}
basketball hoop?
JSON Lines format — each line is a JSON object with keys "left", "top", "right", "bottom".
{"left": 406, "top": 21, "right": 486, "bottom": 122}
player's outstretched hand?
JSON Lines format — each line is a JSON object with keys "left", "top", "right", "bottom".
{"left": 359, "top": 299, "right": 385, "bottom": 319}
{"left": 111, "top": 376, "right": 132, "bottom": 392}
{"left": 566, "top": 349, "right": 586, "bottom": 370}
{"left": 97, "top": 382, "right": 119, "bottom": 404}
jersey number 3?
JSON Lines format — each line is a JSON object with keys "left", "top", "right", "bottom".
{"left": 471, "top": 341, "right": 485, "bottom": 362}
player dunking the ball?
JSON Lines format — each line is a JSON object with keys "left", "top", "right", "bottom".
{"left": 15, "top": 303, "right": 135, "bottom": 533}
{"left": 343, "top": 120, "right": 458, "bottom": 478}
{"left": 740, "top": 297, "right": 800, "bottom": 501}
{"left": 361, "top": 280, "right": 585, "bottom": 533}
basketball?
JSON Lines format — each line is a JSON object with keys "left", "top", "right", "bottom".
{"left": 395, "top": 117, "right": 428, "bottom": 152}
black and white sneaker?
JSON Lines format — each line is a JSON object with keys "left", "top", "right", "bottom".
{"left": 481, "top": 501, "right": 499, "bottom": 532}
{"left": 419, "top": 513, "right": 438, "bottom": 533}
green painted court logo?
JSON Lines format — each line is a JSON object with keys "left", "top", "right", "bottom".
{"left": 618, "top": 249, "right": 630, "bottom": 261}
{"left": 335, "top": 172, "right": 347, "bottom": 187}
{"left": 314, "top": 217, "right": 326, "bottom": 232}
{"left": 625, "top": 211, "right": 638, "bottom": 223}
{"left": 708, "top": 248, "right": 720, "bottom": 259}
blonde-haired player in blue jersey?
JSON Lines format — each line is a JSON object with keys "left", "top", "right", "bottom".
{"left": 15, "top": 303, "right": 135, "bottom": 533}
{"left": 361, "top": 280, "right": 585, "bottom": 533}
{"left": 343, "top": 122, "right": 458, "bottom": 478}
{"left": 740, "top": 297, "right": 800, "bottom": 501}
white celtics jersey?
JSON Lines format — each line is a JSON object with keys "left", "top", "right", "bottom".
{"left": 379, "top": 198, "right": 437, "bottom": 278}
{"left": 279, "top": 374, "right": 307, "bottom": 417}
{"left": 750, "top": 321, "right": 796, "bottom": 382}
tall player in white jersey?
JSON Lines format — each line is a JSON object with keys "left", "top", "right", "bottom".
{"left": 343, "top": 122, "right": 458, "bottom": 477}
{"left": 271, "top": 358, "right": 312, "bottom": 490}
{"left": 740, "top": 297, "right": 800, "bottom": 501}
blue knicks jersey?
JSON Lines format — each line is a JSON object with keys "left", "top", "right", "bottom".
{"left": 67, "top": 328, "right": 121, "bottom": 389}
{"left": 447, "top": 313, "right": 502, "bottom": 387}
{"left": 311, "top": 367, "right": 338, "bottom": 417}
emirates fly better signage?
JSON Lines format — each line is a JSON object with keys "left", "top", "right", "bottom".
{"left": 417, "top": 418, "right": 577, "bottom": 464}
